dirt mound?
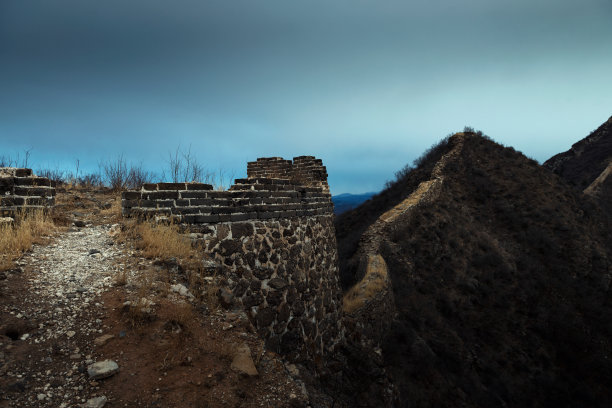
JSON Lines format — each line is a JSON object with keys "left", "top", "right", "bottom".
{"left": 336, "top": 132, "right": 612, "bottom": 407}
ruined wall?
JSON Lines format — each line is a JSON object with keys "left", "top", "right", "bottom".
{"left": 0, "top": 168, "right": 56, "bottom": 217}
{"left": 121, "top": 156, "right": 343, "bottom": 363}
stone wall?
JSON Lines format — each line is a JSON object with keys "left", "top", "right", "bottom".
{"left": 0, "top": 168, "right": 56, "bottom": 217}
{"left": 121, "top": 156, "right": 343, "bottom": 363}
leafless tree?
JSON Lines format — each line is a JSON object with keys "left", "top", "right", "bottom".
{"left": 102, "top": 155, "right": 128, "bottom": 191}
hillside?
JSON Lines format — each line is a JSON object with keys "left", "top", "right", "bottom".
{"left": 336, "top": 132, "right": 612, "bottom": 407}
{"left": 544, "top": 116, "right": 612, "bottom": 215}
{"left": 544, "top": 116, "right": 612, "bottom": 189}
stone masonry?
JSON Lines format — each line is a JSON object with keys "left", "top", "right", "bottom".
{"left": 121, "top": 156, "right": 344, "bottom": 364}
{"left": 0, "top": 168, "right": 56, "bottom": 217}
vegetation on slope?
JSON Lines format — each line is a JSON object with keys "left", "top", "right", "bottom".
{"left": 544, "top": 116, "right": 612, "bottom": 190}
{"left": 337, "top": 132, "right": 612, "bottom": 407}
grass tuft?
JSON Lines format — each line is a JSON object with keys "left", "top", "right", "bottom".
{"left": 134, "top": 221, "right": 192, "bottom": 260}
{"left": 0, "top": 210, "right": 55, "bottom": 270}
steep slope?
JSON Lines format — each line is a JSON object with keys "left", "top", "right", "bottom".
{"left": 337, "top": 133, "right": 612, "bottom": 407}
{"left": 544, "top": 116, "right": 612, "bottom": 190}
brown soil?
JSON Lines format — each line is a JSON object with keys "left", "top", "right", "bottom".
{"left": 0, "top": 187, "right": 307, "bottom": 407}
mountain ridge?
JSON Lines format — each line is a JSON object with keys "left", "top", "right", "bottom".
{"left": 336, "top": 131, "right": 612, "bottom": 407}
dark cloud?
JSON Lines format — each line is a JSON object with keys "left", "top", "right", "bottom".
{"left": 1, "top": 0, "right": 611, "bottom": 193}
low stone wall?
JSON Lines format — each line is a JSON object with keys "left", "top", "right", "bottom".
{"left": 0, "top": 168, "right": 56, "bottom": 217}
{"left": 121, "top": 156, "right": 344, "bottom": 363}
{"left": 195, "top": 215, "right": 343, "bottom": 362}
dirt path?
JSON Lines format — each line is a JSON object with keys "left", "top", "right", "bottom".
{"left": 1, "top": 223, "right": 125, "bottom": 407}
{"left": 1, "top": 191, "right": 309, "bottom": 408}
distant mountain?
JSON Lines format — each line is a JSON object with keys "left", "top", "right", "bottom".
{"left": 336, "top": 132, "right": 612, "bottom": 407}
{"left": 544, "top": 115, "right": 612, "bottom": 215}
{"left": 332, "top": 192, "right": 376, "bottom": 214}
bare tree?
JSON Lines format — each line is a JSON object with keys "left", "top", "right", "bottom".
{"left": 166, "top": 144, "right": 207, "bottom": 183}
{"left": 0, "top": 155, "right": 16, "bottom": 167}
{"left": 102, "top": 155, "right": 128, "bottom": 191}
{"left": 126, "top": 163, "right": 155, "bottom": 189}
{"left": 36, "top": 168, "right": 66, "bottom": 184}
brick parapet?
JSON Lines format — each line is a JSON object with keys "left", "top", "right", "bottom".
{"left": 0, "top": 168, "right": 56, "bottom": 216}
{"left": 246, "top": 156, "right": 330, "bottom": 194}
{"left": 121, "top": 157, "right": 334, "bottom": 223}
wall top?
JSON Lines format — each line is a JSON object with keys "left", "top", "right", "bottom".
{"left": 247, "top": 156, "right": 329, "bottom": 194}
{"left": 0, "top": 168, "right": 33, "bottom": 177}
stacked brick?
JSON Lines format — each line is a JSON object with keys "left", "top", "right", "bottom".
{"left": 0, "top": 168, "right": 56, "bottom": 217}
{"left": 121, "top": 156, "right": 344, "bottom": 364}
{"left": 121, "top": 177, "right": 333, "bottom": 223}
{"left": 246, "top": 157, "right": 293, "bottom": 180}
{"left": 291, "top": 156, "right": 330, "bottom": 193}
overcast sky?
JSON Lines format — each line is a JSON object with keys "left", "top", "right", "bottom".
{"left": 1, "top": 0, "right": 611, "bottom": 193}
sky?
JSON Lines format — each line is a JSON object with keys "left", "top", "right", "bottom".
{"left": 1, "top": 0, "right": 611, "bottom": 194}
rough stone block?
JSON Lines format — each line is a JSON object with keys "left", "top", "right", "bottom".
{"left": 0, "top": 197, "right": 25, "bottom": 206}
{"left": 212, "top": 206, "right": 233, "bottom": 215}
{"left": 14, "top": 169, "right": 32, "bottom": 177}
{"left": 121, "top": 191, "right": 141, "bottom": 200}
{"left": 142, "top": 183, "right": 158, "bottom": 191}
{"left": 14, "top": 187, "right": 54, "bottom": 197}
{"left": 138, "top": 200, "right": 157, "bottom": 208}
{"left": 180, "top": 191, "right": 208, "bottom": 199}
{"left": 195, "top": 214, "right": 220, "bottom": 223}
{"left": 175, "top": 199, "right": 190, "bottom": 206}
{"left": 26, "top": 197, "right": 49, "bottom": 205}
{"left": 158, "top": 182, "right": 187, "bottom": 190}
{"left": 230, "top": 213, "right": 250, "bottom": 222}
{"left": 186, "top": 183, "right": 213, "bottom": 190}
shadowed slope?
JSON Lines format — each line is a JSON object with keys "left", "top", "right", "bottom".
{"left": 544, "top": 116, "right": 612, "bottom": 190}
{"left": 337, "top": 132, "right": 612, "bottom": 407}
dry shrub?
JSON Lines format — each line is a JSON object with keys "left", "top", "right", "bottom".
{"left": 100, "top": 194, "right": 122, "bottom": 221}
{"left": 113, "top": 268, "right": 128, "bottom": 286}
{"left": 118, "top": 218, "right": 220, "bottom": 311}
{"left": 135, "top": 221, "right": 192, "bottom": 260}
{"left": 164, "top": 300, "right": 195, "bottom": 330}
{"left": 123, "top": 297, "right": 157, "bottom": 328}
{"left": 0, "top": 210, "right": 55, "bottom": 270}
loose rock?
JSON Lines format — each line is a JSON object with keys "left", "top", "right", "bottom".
{"left": 231, "top": 343, "right": 259, "bottom": 377}
{"left": 87, "top": 360, "right": 119, "bottom": 380}
{"left": 94, "top": 334, "right": 115, "bottom": 347}
{"left": 83, "top": 396, "right": 108, "bottom": 408}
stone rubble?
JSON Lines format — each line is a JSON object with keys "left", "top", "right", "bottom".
{"left": 0, "top": 224, "right": 125, "bottom": 407}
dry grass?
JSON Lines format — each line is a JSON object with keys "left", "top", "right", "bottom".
{"left": 343, "top": 254, "right": 389, "bottom": 314}
{"left": 100, "top": 194, "right": 122, "bottom": 221}
{"left": 0, "top": 210, "right": 55, "bottom": 271}
{"left": 134, "top": 221, "right": 192, "bottom": 260}
{"left": 113, "top": 268, "right": 128, "bottom": 286}
{"left": 117, "top": 218, "right": 220, "bottom": 313}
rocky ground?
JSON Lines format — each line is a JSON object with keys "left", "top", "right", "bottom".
{"left": 0, "top": 188, "right": 310, "bottom": 407}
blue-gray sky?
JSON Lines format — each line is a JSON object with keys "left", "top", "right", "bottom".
{"left": 1, "top": 0, "right": 611, "bottom": 193}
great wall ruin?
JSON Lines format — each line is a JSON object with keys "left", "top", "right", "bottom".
{"left": 120, "top": 156, "right": 345, "bottom": 363}
{"left": 0, "top": 168, "right": 56, "bottom": 218}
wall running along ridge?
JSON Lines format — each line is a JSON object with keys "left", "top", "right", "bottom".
{"left": 121, "top": 156, "right": 344, "bottom": 363}
{"left": 0, "top": 168, "right": 56, "bottom": 217}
